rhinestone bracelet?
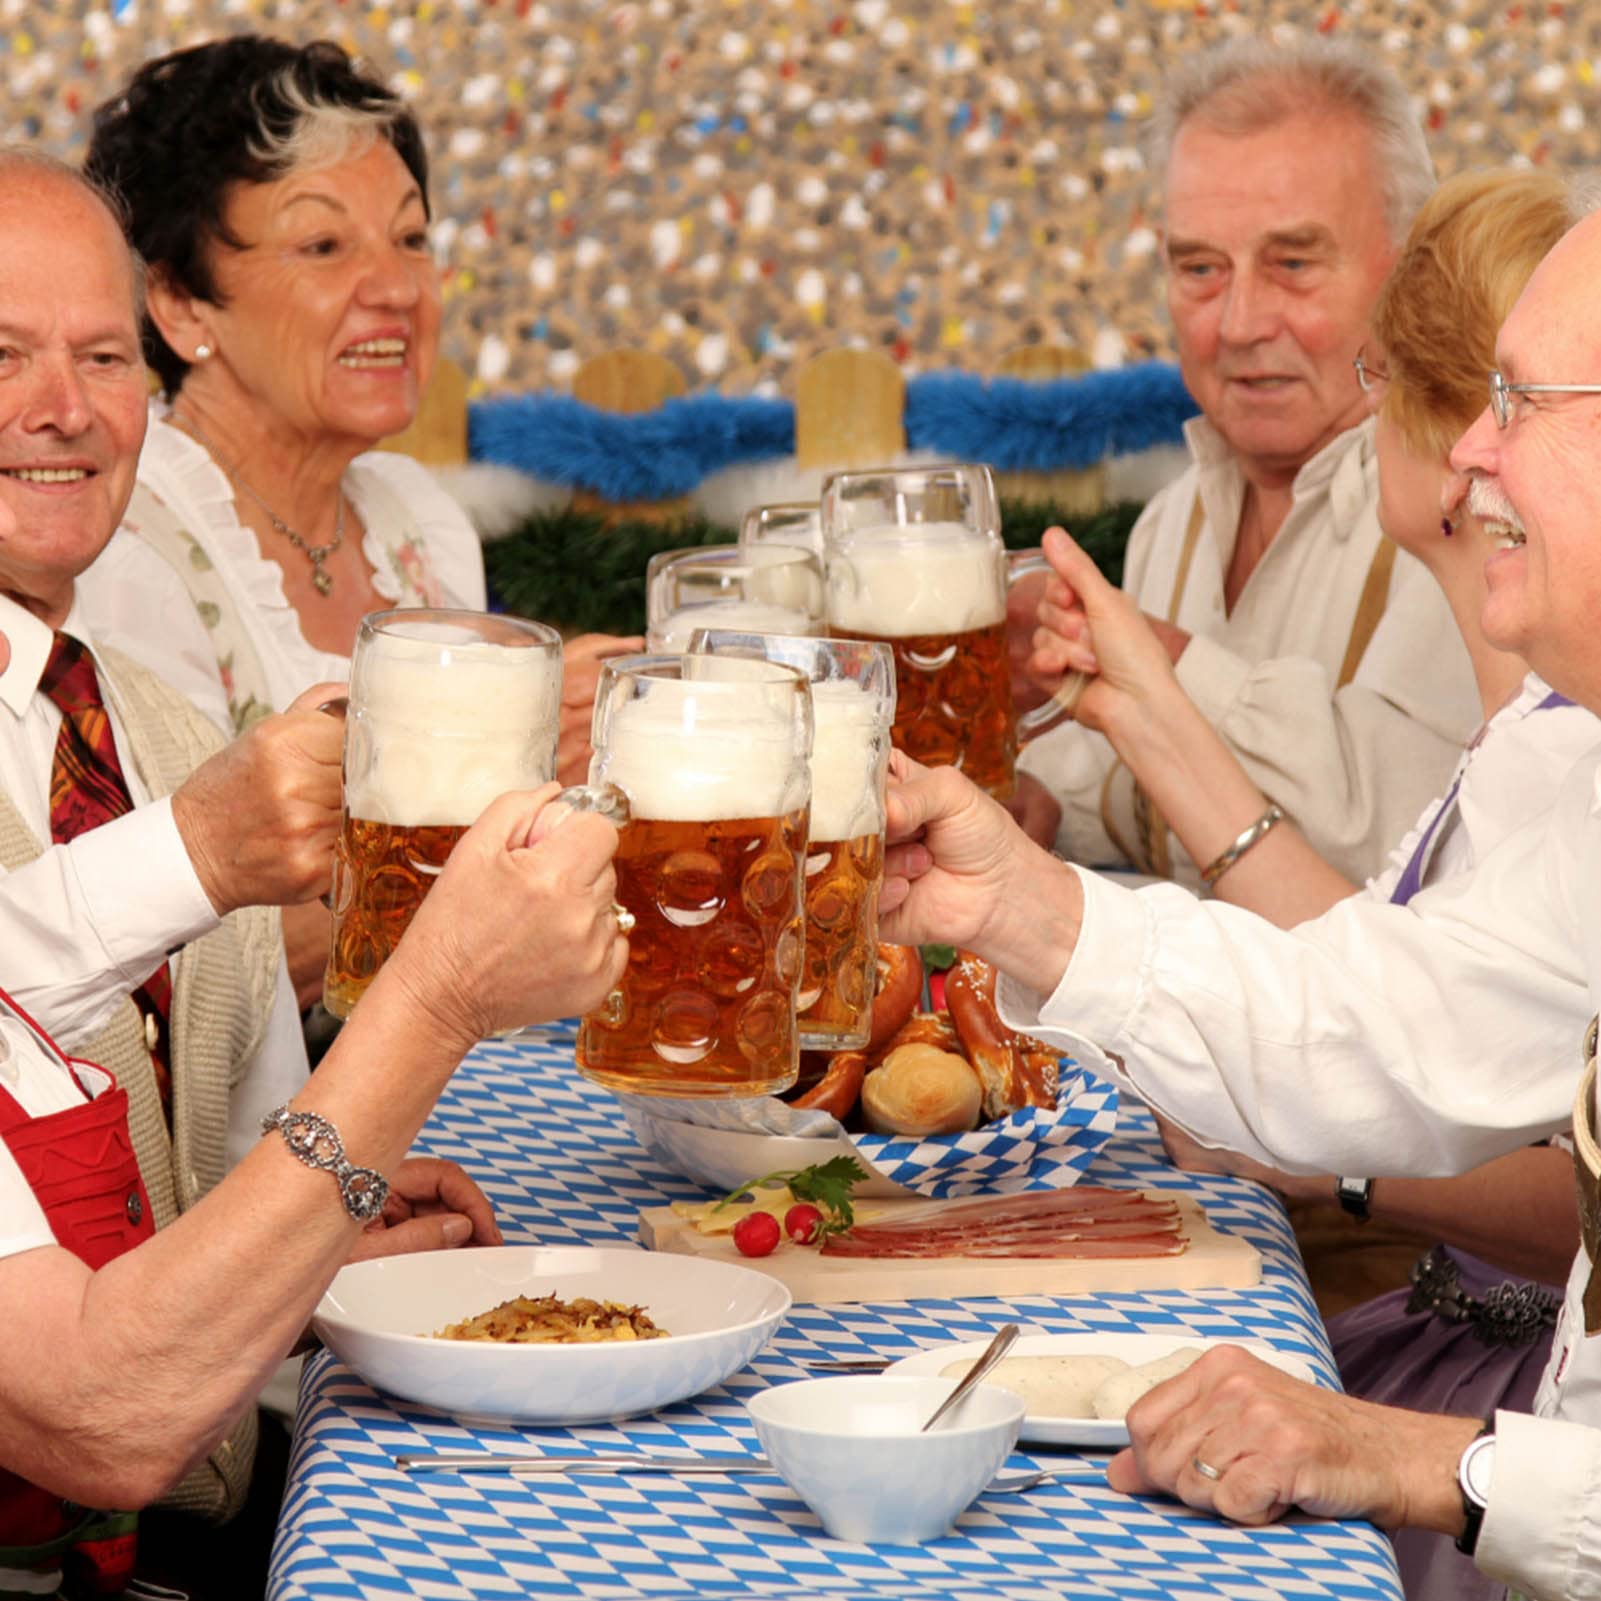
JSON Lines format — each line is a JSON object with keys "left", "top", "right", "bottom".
{"left": 261, "top": 1105, "right": 390, "bottom": 1223}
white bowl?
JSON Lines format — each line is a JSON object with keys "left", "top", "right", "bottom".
{"left": 313, "top": 1245, "right": 790, "bottom": 1425}
{"left": 623, "top": 1110, "right": 912, "bottom": 1198}
{"left": 747, "top": 1375, "right": 1024, "bottom": 1544}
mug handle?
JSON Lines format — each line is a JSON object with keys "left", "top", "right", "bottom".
{"left": 1006, "top": 549, "right": 1090, "bottom": 742}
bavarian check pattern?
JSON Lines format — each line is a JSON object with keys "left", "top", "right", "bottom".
{"left": 269, "top": 1032, "right": 1400, "bottom": 1601}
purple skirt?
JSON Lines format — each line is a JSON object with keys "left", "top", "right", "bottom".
{"left": 1328, "top": 1246, "right": 1558, "bottom": 1601}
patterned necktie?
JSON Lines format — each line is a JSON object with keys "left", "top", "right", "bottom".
{"left": 39, "top": 631, "right": 173, "bottom": 1114}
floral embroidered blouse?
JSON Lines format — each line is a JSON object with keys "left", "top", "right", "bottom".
{"left": 83, "top": 410, "right": 487, "bottom": 735}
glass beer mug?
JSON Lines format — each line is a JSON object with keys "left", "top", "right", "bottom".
{"left": 821, "top": 463, "right": 1056, "bottom": 801}
{"left": 645, "top": 543, "right": 825, "bottom": 652}
{"left": 738, "top": 501, "right": 825, "bottom": 560}
{"left": 690, "top": 630, "right": 895, "bottom": 1052}
{"left": 323, "top": 609, "right": 562, "bottom": 1019}
{"left": 575, "top": 654, "right": 813, "bottom": 1097}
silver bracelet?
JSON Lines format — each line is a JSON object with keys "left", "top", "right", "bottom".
{"left": 261, "top": 1105, "right": 390, "bottom": 1223}
{"left": 1200, "top": 803, "right": 1285, "bottom": 887}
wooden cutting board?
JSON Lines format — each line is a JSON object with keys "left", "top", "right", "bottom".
{"left": 638, "top": 1192, "right": 1260, "bottom": 1305}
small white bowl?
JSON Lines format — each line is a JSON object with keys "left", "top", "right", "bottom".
{"left": 747, "top": 1375, "right": 1024, "bottom": 1544}
{"left": 313, "top": 1245, "right": 790, "bottom": 1425}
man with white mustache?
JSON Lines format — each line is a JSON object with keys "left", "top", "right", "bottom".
{"left": 1014, "top": 36, "right": 1478, "bottom": 889}
{"left": 879, "top": 206, "right": 1601, "bottom": 1600}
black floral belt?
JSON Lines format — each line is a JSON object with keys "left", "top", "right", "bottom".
{"left": 1405, "top": 1245, "right": 1559, "bottom": 1350}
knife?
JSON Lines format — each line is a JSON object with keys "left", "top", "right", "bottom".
{"left": 395, "top": 1451, "right": 774, "bottom": 1476}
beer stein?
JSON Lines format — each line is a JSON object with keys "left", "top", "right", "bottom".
{"left": 738, "top": 501, "right": 825, "bottom": 560}
{"left": 690, "top": 630, "right": 895, "bottom": 1052}
{"left": 575, "top": 654, "right": 813, "bottom": 1097}
{"left": 323, "top": 609, "right": 562, "bottom": 1019}
{"left": 645, "top": 543, "right": 825, "bottom": 652}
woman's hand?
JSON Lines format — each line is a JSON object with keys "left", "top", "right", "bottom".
{"left": 346, "top": 1156, "right": 503, "bottom": 1260}
{"left": 1028, "top": 528, "right": 1187, "bottom": 739}
{"left": 385, "top": 784, "right": 627, "bottom": 1046}
{"left": 880, "top": 752, "right": 1084, "bottom": 995}
{"left": 558, "top": 635, "right": 641, "bottom": 786}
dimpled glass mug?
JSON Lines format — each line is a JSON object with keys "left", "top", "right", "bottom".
{"left": 644, "top": 543, "right": 826, "bottom": 653}
{"left": 738, "top": 500, "right": 826, "bottom": 560}
{"left": 689, "top": 630, "right": 895, "bottom": 1052}
{"left": 821, "top": 463, "right": 1060, "bottom": 801}
{"left": 323, "top": 609, "right": 563, "bottom": 1020}
{"left": 574, "top": 654, "right": 813, "bottom": 1097}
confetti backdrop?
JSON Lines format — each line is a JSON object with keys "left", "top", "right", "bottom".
{"left": 11, "top": 0, "right": 1595, "bottom": 397}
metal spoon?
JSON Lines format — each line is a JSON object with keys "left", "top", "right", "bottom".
{"left": 920, "top": 1321, "right": 1020, "bottom": 1432}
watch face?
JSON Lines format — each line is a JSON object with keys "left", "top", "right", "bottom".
{"left": 1461, "top": 1435, "right": 1495, "bottom": 1504}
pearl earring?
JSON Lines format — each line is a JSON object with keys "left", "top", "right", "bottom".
{"left": 193, "top": 343, "right": 212, "bottom": 361}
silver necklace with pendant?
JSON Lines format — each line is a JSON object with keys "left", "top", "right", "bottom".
{"left": 176, "top": 414, "right": 345, "bottom": 597}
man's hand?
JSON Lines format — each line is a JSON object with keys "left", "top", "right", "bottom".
{"left": 1109, "top": 1346, "right": 1479, "bottom": 1533}
{"left": 170, "top": 682, "right": 345, "bottom": 915}
{"left": 558, "top": 635, "right": 640, "bottom": 787}
{"left": 384, "top": 784, "right": 628, "bottom": 1046}
{"left": 881, "top": 751, "right": 1083, "bottom": 995}
{"left": 347, "top": 1156, "right": 503, "bottom": 1261}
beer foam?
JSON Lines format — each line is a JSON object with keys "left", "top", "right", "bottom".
{"left": 598, "top": 679, "right": 809, "bottom": 821}
{"left": 826, "top": 521, "right": 1006, "bottom": 636}
{"left": 649, "top": 600, "right": 821, "bottom": 653}
{"left": 346, "top": 632, "right": 561, "bottom": 826}
{"left": 808, "top": 679, "right": 889, "bottom": 841}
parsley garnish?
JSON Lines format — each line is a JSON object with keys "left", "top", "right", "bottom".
{"left": 714, "top": 1155, "right": 868, "bottom": 1239}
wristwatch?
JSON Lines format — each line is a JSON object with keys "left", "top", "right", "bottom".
{"left": 1333, "top": 1175, "right": 1373, "bottom": 1221}
{"left": 1455, "top": 1424, "right": 1496, "bottom": 1556}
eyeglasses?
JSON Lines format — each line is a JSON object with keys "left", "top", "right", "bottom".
{"left": 1352, "top": 349, "right": 1389, "bottom": 393}
{"left": 1489, "top": 369, "right": 1601, "bottom": 429}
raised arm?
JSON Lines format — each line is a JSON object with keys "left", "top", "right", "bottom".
{"left": 1030, "top": 528, "right": 1358, "bottom": 925}
{"left": 0, "top": 785, "right": 624, "bottom": 1510}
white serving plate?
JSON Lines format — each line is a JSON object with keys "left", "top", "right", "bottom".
{"left": 622, "top": 1108, "right": 913, "bottom": 1198}
{"left": 312, "top": 1245, "right": 790, "bottom": 1425}
{"left": 887, "top": 1332, "right": 1320, "bottom": 1447}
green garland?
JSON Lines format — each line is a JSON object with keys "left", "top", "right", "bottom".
{"left": 485, "top": 498, "right": 1143, "bottom": 636}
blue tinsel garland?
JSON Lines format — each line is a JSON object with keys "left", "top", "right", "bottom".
{"left": 468, "top": 361, "right": 1198, "bottom": 502}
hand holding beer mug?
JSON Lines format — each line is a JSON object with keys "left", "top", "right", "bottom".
{"left": 575, "top": 654, "right": 813, "bottom": 1097}
{"left": 821, "top": 464, "right": 1068, "bottom": 801}
{"left": 323, "top": 609, "right": 563, "bottom": 1019}
{"left": 738, "top": 501, "right": 825, "bottom": 560}
{"left": 645, "top": 543, "right": 825, "bottom": 652}
{"left": 691, "top": 631, "right": 894, "bottom": 1052}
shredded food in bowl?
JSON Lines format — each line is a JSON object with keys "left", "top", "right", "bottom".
{"left": 432, "top": 1293, "right": 670, "bottom": 1344}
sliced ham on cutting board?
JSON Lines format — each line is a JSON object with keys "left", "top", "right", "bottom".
{"left": 638, "top": 1186, "right": 1261, "bottom": 1305}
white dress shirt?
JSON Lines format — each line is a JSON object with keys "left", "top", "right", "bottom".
{"left": 999, "top": 721, "right": 1601, "bottom": 1599}
{"left": 0, "top": 592, "right": 307, "bottom": 1171}
{"left": 1019, "top": 416, "right": 1480, "bottom": 886}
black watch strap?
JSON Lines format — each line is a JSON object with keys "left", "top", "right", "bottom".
{"left": 1456, "top": 1423, "right": 1496, "bottom": 1556}
{"left": 1334, "top": 1175, "right": 1373, "bottom": 1221}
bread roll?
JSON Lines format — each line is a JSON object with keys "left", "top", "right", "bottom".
{"left": 860, "top": 1043, "right": 982, "bottom": 1135}
{"left": 1090, "top": 1346, "right": 1205, "bottom": 1419}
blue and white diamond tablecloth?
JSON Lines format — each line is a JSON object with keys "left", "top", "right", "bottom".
{"left": 269, "top": 1033, "right": 1401, "bottom": 1601}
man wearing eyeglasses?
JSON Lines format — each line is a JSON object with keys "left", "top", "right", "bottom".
{"left": 880, "top": 207, "right": 1601, "bottom": 1599}
{"left": 1013, "top": 37, "right": 1478, "bottom": 889}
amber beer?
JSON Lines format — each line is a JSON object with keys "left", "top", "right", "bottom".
{"left": 827, "top": 522, "right": 1017, "bottom": 798}
{"left": 575, "top": 659, "right": 812, "bottom": 1097}
{"left": 322, "top": 610, "right": 562, "bottom": 1020}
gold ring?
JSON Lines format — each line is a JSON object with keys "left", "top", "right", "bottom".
{"left": 611, "top": 901, "right": 636, "bottom": 934}
{"left": 1192, "top": 1457, "right": 1222, "bottom": 1482}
